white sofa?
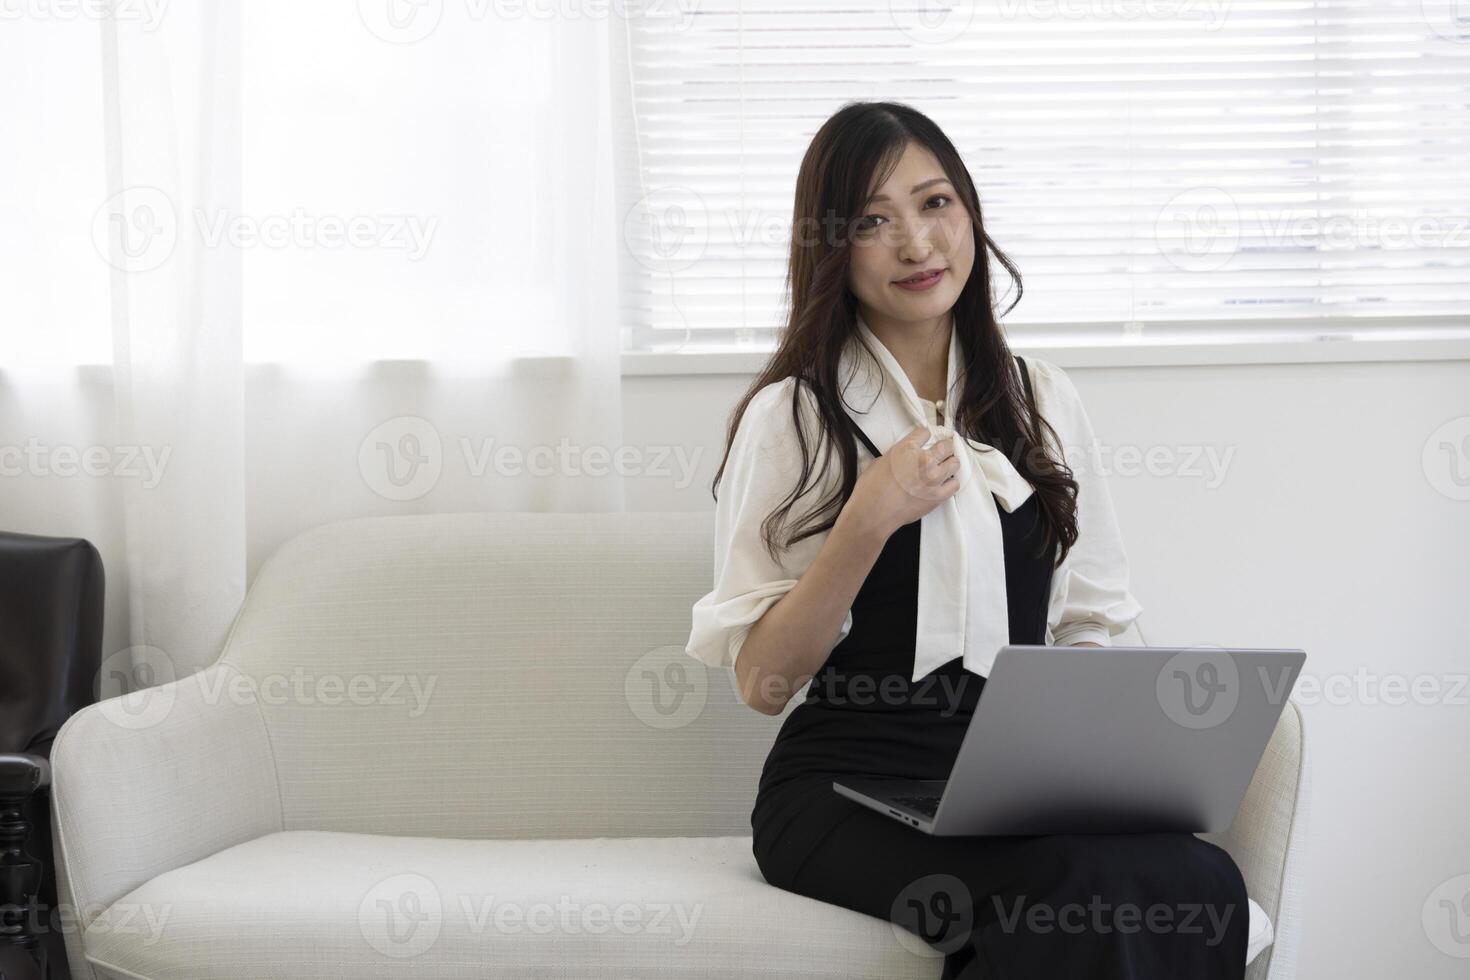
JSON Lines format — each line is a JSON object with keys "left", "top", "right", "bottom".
{"left": 51, "top": 512, "right": 1310, "bottom": 979}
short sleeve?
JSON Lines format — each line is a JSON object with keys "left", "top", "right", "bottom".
{"left": 684, "top": 379, "right": 854, "bottom": 670}
{"left": 1028, "top": 358, "right": 1145, "bottom": 647}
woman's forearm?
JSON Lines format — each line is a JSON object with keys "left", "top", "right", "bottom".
{"left": 733, "top": 505, "right": 892, "bottom": 715}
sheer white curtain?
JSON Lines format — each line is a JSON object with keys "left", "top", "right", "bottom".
{"left": 1, "top": 2, "right": 626, "bottom": 683}
{"left": 96, "top": 0, "right": 247, "bottom": 686}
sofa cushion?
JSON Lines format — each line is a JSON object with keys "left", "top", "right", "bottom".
{"left": 81, "top": 830, "right": 1272, "bottom": 979}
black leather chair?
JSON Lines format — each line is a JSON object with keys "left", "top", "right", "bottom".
{"left": 0, "top": 533, "right": 104, "bottom": 980}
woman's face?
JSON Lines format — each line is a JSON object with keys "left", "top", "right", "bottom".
{"left": 846, "top": 140, "right": 974, "bottom": 330}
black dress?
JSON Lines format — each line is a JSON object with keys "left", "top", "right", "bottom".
{"left": 749, "top": 356, "right": 1250, "bottom": 979}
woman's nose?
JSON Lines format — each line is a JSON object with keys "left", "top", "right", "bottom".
{"left": 895, "top": 220, "right": 936, "bottom": 261}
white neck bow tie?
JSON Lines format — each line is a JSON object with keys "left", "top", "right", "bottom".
{"left": 839, "top": 313, "right": 1039, "bottom": 681}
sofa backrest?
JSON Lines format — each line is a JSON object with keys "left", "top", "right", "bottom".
{"left": 219, "top": 511, "right": 770, "bottom": 840}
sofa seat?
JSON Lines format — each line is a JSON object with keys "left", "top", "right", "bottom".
{"left": 79, "top": 829, "right": 1273, "bottom": 979}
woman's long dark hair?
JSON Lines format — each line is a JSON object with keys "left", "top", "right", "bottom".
{"left": 710, "top": 101, "right": 1079, "bottom": 568}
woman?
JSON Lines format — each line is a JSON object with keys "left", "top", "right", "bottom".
{"left": 685, "top": 102, "right": 1249, "bottom": 979}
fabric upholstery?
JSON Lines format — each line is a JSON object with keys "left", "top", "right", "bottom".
{"left": 50, "top": 662, "right": 282, "bottom": 980}
{"left": 50, "top": 511, "right": 1307, "bottom": 979}
{"left": 78, "top": 830, "right": 1273, "bottom": 980}
{"left": 1202, "top": 698, "right": 1308, "bottom": 980}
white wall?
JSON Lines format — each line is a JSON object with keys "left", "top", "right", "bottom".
{"left": 622, "top": 355, "right": 1470, "bottom": 980}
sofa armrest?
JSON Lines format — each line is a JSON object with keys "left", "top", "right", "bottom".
{"left": 1200, "top": 697, "right": 1309, "bottom": 980}
{"left": 49, "top": 662, "right": 282, "bottom": 980}
{"left": 0, "top": 751, "right": 50, "bottom": 795}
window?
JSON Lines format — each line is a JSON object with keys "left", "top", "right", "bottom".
{"left": 615, "top": 0, "right": 1470, "bottom": 354}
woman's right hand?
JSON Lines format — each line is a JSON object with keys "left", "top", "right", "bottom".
{"left": 846, "top": 422, "right": 962, "bottom": 539}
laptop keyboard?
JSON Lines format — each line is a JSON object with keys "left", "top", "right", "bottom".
{"left": 891, "top": 793, "right": 942, "bottom": 817}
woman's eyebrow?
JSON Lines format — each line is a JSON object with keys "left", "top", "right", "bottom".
{"left": 867, "top": 177, "right": 952, "bottom": 204}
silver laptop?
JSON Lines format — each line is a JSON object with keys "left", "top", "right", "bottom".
{"left": 832, "top": 644, "right": 1305, "bottom": 836}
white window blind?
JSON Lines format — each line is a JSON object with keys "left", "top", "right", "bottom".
{"left": 614, "top": 0, "right": 1470, "bottom": 353}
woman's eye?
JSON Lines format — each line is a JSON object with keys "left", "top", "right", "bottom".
{"left": 857, "top": 195, "right": 951, "bottom": 233}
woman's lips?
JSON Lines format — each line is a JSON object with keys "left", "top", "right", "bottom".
{"left": 893, "top": 269, "right": 945, "bottom": 291}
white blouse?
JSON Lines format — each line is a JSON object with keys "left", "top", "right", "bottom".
{"left": 685, "top": 319, "right": 1143, "bottom": 679}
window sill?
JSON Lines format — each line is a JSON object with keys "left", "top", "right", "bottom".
{"left": 32, "top": 331, "right": 1470, "bottom": 384}
{"left": 622, "top": 334, "right": 1470, "bottom": 375}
